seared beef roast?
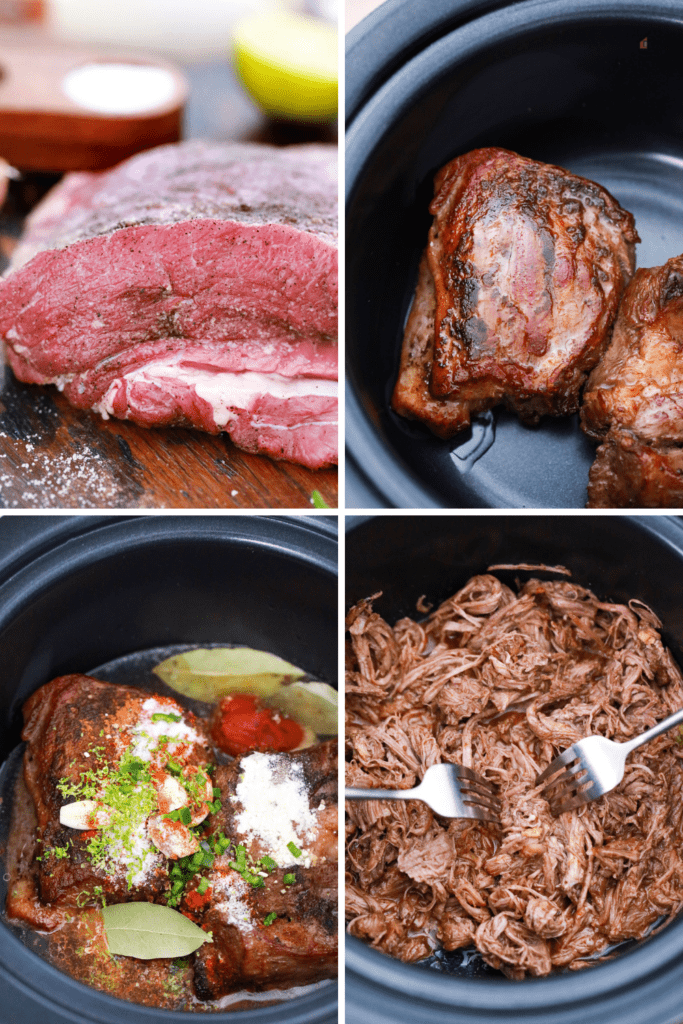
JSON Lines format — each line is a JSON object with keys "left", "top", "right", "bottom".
{"left": 582, "top": 253, "right": 683, "bottom": 506}
{"left": 8, "top": 675, "right": 338, "bottom": 1001}
{"left": 0, "top": 141, "right": 338, "bottom": 469}
{"left": 346, "top": 576, "right": 683, "bottom": 977}
{"left": 15, "top": 674, "right": 211, "bottom": 909}
{"left": 392, "top": 147, "right": 638, "bottom": 436}
{"left": 194, "top": 741, "right": 338, "bottom": 998}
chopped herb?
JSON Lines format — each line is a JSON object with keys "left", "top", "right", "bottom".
{"left": 260, "top": 855, "right": 277, "bottom": 871}
{"left": 92, "top": 885, "right": 107, "bottom": 908}
{"left": 283, "top": 873, "right": 296, "bottom": 884}
{"left": 165, "top": 806, "right": 192, "bottom": 826}
{"left": 287, "top": 841, "right": 302, "bottom": 858}
{"left": 207, "top": 799, "right": 222, "bottom": 814}
{"left": 151, "top": 712, "right": 182, "bottom": 723}
{"left": 263, "top": 912, "right": 277, "bottom": 926}
{"left": 212, "top": 787, "right": 221, "bottom": 799}
{"left": 197, "top": 877, "right": 210, "bottom": 895}
{"left": 52, "top": 846, "right": 70, "bottom": 860}
{"left": 311, "top": 490, "right": 330, "bottom": 509}
{"left": 209, "top": 832, "right": 230, "bottom": 856}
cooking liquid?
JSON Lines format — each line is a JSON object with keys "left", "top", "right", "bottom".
{"left": 0, "top": 644, "right": 335, "bottom": 1012}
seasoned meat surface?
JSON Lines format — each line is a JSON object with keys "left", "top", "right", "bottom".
{"left": 346, "top": 575, "right": 683, "bottom": 977}
{"left": 10, "top": 674, "right": 338, "bottom": 1002}
{"left": 194, "top": 740, "right": 338, "bottom": 998}
{"left": 194, "top": 862, "right": 337, "bottom": 999}
{"left": 392, "top": 148, "right": 638, "bottom": 434}
{"left": 392, "top": 252, "right": 471, "bottom": 438}
{"left": 582, "top": 254, "right": 683, "bottom": 506}
{"left": 21, "top": 674, "right": 212, "bottom": 908}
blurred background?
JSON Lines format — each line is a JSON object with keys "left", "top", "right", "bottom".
{"left": 346, "top": 0, "right": 382, "bottom": 31}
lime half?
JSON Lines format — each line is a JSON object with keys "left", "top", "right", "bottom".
{"left": 233, "top": 10, "right": 337, "bottom": 123}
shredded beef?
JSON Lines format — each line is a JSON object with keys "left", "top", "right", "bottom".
{"left": 345, "top": 573, "right": 683, "bottom": 977}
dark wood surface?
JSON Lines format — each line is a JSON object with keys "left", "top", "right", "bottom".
{"left": 0, "top": 31, "right": 338, "bottom": 510}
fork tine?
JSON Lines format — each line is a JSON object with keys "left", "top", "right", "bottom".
{"left": 458, "top": 785, "right": 502, "bottom": 813}
{"left": 457, "top": 778, "right": 502, "bottom": 806}
{"left": 550, "top": 788, "right": 593, "bottom": 815}
{"left": 452, "top": 764, "right": 495, "bottom": 787}
{"left": 462, "top": 805, "right": 500, "bottom": 825}
{"left": 461, "top": 796, "right": 501, "bottom": 817}
{"left": 535, "top": 746, "right": 578, "bottom": 787}
{"left": 539, "top": 762, "right": 587, "bottom": 795}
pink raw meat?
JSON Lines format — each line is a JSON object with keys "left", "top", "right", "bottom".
{"left": 0, "top": 141, "right": 338, "bottom": 469}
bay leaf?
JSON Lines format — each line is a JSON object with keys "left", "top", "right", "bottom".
{"left": 153, "top": 647, "right": 306, "bottom": 703}
{"left": 263, "top": 681, "right": 338, "bottom": 735}
{"left": 102, "top": 902, "right": 212, "bottom": 959}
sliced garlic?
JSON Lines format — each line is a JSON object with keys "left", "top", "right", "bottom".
{"left": 147, "top": 814, "right": 200, "bottom": 859}
{"left": 185, "top": 768, "right": 214, "bottom": 826}
{"left": 154, "top": 773, "right": 188, "bottom": 815}
{"left": 60, "top": 800, "right": 112, "bottom": 830}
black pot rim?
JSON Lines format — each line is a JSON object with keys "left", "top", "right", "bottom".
{"left": 345, "top": 0, "right": 513, "bottom": 124}
{"left": 0, "top": 514, "right": 338, "bottom": 1024}
{"left": 345, "top": 0, "right": 683, "bottom": 510}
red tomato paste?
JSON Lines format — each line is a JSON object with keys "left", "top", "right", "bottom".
{"left": 211, "top": 694, "right": 304, "bottom": 757}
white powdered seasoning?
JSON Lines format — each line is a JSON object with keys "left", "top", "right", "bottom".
{"left": 212, "top": 872, "right": 253, "bottom": 930}
{"left": 234, "top": 752, "right": 317, "bottom": 865}
{"left": 129, "top": 697, "right": 199, "bottom": 760}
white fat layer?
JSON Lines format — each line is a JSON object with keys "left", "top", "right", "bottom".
{"left": 93, "top": 361, "right": 338, "bottom": 427}
{"left": 129, "top": 696, "right": 200, "bottom": 761}
{"left": 234, "top": 751, "right": 318, "bottom": 865}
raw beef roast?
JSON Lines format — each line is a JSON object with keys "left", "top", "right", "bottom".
{"left": 582, "top": 253, "right": 683, "bottom": 506}
{"left": 392, "top": 147, "right": 638, "bottom": 437}
{"left": 0, "top": 141, "right": 338, "bottom": 469}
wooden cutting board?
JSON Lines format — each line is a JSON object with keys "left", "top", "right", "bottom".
{"left": 0, "top": 367, "right": 338, "bottom": 509}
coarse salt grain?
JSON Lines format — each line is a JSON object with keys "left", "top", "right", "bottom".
{"left": 233, "top": 751, "right": 318, "bottom": 865}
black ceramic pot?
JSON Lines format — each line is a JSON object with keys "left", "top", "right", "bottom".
{"left": 0, "top": 514, "right": 338, "bottom": 1024}
{"left": 346, "top": 0, "right": 514, "bottom": 123}
{"left": 346, "top": 0, "right": 683, "bottom": 509}
{"left": 346, "top": 514, "right": 683, "bottom": 1024}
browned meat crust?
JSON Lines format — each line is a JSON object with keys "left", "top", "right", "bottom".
{"left": 11, "top": 674, "right": 338, "bottom": 1002}
{"left": 194, "top": 862, "right": 337, "bottom": 999}
{"left": 582, "top": 254, "right": 683, "bottom": 506}
{"left": 21, "top": 674, "right": 212, "bottom": 908}
{"left": 194, "top": 741, "right": 338, "bottom": 999}
{"left": 345, "top": 576, "right": 683, "bottom": 978}
{"left": 392, "top": 147, "right": 638, "bottom": 435}
{"left": 391, "top": 252, "right": 472, "bottom": 438}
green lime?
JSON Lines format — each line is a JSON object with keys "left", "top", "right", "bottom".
{"left": 233, "top": 11, "right": 337, "bottom": 123}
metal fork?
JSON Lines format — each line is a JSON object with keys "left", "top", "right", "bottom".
{"left": 345, "top": 763, "right": 501, "bottom": 824}
{"left": 536, "top": 706, "right": 683, "bottom": 815}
